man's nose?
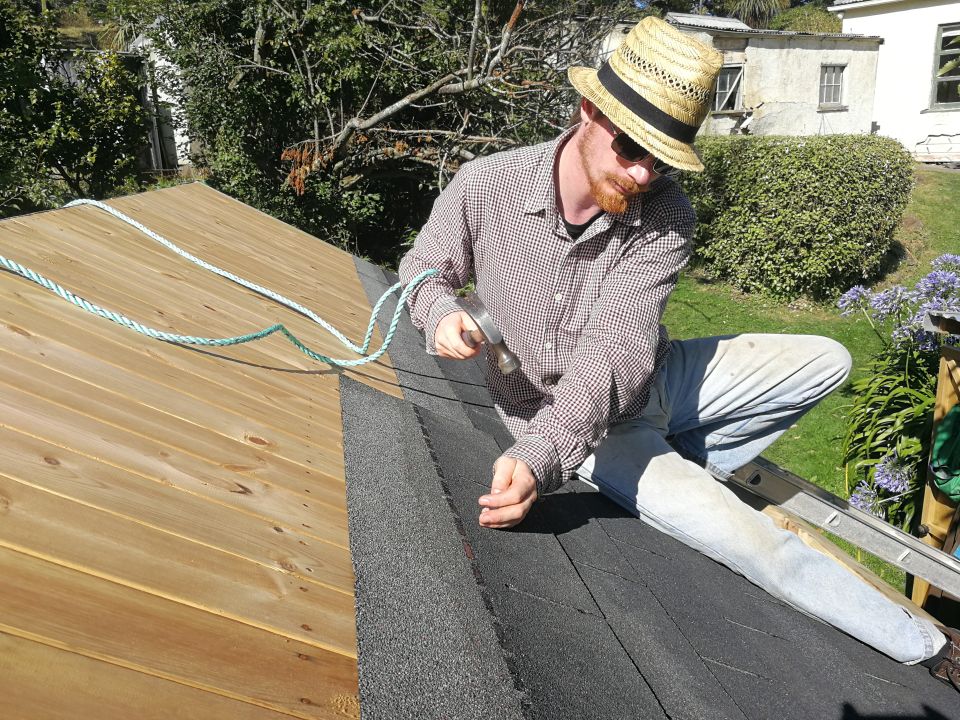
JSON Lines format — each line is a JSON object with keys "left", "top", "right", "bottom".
{"left": 625, "top": 155, "right": 657, "bottom": 184}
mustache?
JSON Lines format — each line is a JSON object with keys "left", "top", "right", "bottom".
{"left": 608, "top": 174, "right": 641, "bottom": 193}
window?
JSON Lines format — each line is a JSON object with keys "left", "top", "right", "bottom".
{"left": 713, "top": 66, "right": 743, "bottom": 112}
{"left": 934, "top": 24, "right": 960, "bottom": 108}
{"left": 819, "top": 65, "right": 844, "bottom": 107}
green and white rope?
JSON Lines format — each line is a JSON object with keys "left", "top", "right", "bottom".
{"left": 0, "top": 199, "right": 437, "bottom": 367}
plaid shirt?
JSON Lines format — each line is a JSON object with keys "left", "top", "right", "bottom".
{"left": 399, "top": 127, "right": 694, "bottom": 494}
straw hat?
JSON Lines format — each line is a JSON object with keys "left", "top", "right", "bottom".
{"left": 568, "top": 17, "right": 723, "bottom": 172}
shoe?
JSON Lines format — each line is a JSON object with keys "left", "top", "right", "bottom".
{"left": 930, "top": 626, "right": 960, "bottom": 691}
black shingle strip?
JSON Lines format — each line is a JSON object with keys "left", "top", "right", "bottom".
{"left": 606, "top": 502, "right": 960, "bottom": 717}
{"left": 434, "top": 355, "right": 516, "bottom": 451}
{"left": 490, "top": 588, "right": 670, "bottom": 720}
{"left": 340, "top": 376, "right": 526, "bottom": 720}
{"left": 354, "top": 259, "right": 515, "bottom": 450}
{"left": 574, "top": 560, "right": 748, "bottom": 720}
{"left": 352, "top": 257, "right": 472, "bottom": 425}
{"left": 416, "top": 405, "right": 601, "bottom": 616}
{"left": 542, "top": 483, "right": 644, "bottom": 583}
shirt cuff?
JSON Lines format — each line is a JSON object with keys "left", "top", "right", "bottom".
{"left": 504, "top": 435, "right": 562, "bottom": 496}
{"left": 423, "top": 294, "right": 462, "bottom": 355}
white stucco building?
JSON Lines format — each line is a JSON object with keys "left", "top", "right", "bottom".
{"left": 829, "top": 0, "right": 960, "bottom": 161}
{"left": 663, "top": 13, "right": 883, "bottom": 138}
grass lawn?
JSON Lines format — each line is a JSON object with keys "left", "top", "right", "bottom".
{"left": 662, "top": 164, "right": 960, "bottom": 589}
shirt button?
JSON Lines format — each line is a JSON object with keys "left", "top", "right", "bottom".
{"left": 554, "top": 293, "right": 563, "bottom": 303}
{"left": 544, "top": 342, "right": 553, "bottom": 350}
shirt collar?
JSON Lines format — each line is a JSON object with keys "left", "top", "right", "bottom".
{"left": 523, "top": 127, "right": 575, "bottom": 216}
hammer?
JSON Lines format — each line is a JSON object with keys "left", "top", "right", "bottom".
{"left": 454, "top": 292, "right": 521, "bottom": 375}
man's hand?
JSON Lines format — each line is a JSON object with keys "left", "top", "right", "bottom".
{"left": 478, "top": 456, "right": 538, "bottom": 529}
{"left": 435, "top": 310, "right": 483, "bottom": 360}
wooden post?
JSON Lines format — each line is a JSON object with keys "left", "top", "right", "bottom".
{"left": 911, "top": 345, "right": 960, "bottom": 614}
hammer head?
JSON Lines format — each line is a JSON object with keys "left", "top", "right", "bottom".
{"left": 455, "top": 292, "right": 521, "bottom": 375}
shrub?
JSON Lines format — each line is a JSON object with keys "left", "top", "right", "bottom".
{"left": 837, "top": 254, "right": 960, "bottom": 530}
{"left": 681, "top": 135, "right": 914, "bottom": 300}
{"left": 768, "top": 5, "right": 841, "bottom": 33}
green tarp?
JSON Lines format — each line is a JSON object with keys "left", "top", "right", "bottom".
{"left": 931, "top": 404, "right": 960, "bottom": 504}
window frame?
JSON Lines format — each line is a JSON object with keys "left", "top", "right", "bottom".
{"left": 711, "top": 64, "right": 744, "bottom": 114}
{"left": 931, "top": 23, "right": 960, "bottom": 110}
{"left": 818, "top": 64, "right": 846, "bottom": 110}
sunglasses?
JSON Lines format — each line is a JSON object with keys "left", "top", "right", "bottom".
{"left": 604, "top": 118, "right": 678, "bottom": 176}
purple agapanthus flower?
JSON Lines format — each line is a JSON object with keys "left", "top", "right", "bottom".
{"left": 838, "top": 254, "right": 960, "bottom": 351}
{"left": 869, "top": 286, "right": 908, "bottom": 323}
{"left": 873, "top": 453, "right": 914, "bottom": 495}
{"left": 915, "top": 270, "right": 960, "bottom": 300}
{"left": 849, "top": 481, "right": 884, "bottom": 518}
{"left": 837, "top": 285, "right": 869, "bottom": 316}
{"left": 932, "top": 254, "right": 960, "bottom": 272}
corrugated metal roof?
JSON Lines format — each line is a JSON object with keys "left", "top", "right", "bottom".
{"left": 665, "top": 13, "right": 752, "bottom": 31}
{"left": 666, "top": 11, "right": 880, "bottom": 39}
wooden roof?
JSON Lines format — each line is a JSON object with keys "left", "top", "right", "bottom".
{"left": 0, "top": 183, "right": 401, "bottom": 719}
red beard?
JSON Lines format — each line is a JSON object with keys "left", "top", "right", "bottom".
{"left": 588, "top": 172, "right": 640, "bottom": 214}
{"left": 578, "top": 122, "right": 640, "bottom": 215}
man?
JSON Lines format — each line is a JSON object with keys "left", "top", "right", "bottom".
{"left": 399, "top": 16, "right": 960, "bottom": 687}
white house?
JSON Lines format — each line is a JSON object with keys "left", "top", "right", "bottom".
{"left": 129, "top": 34, "right": 192, "bottom": 170}
{"left": 656, "top": 13, "right": 883, "bottom": 138}
{"left": 829, "top": 0, "right": 960, "bottom": 161}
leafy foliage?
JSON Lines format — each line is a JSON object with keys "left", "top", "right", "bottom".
{"left": 729, "top": 0, "right": 788, "bottom": 29}
{"left": 681, "top": 135, "right": 914, "bottom": 301}
{"left": 841, "top": 346, "right": 936, "bottom": 529}
{"left": 41, "top": 50, "right": 147, "bottom": 197}
{"left": 767, "top": 4, "right": 840, "bottom": 33}
{"left": 110, "top": 0, "right": 641, "bottom": 264}
{"left": 837, "top": 255, "right": 960, "bottom": 529}
{"left": 0, "top": 0, "right": 60, "bottom": 216}
{"left": 0, "top": 0, "right": 147, "bottom": 216}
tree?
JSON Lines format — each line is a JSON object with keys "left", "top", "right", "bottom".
{"left": 0, "top": 0, "right": 59, "bottom": 216}
{"left": 114, "top": 0, "right": 642, "bottom": 263}
{"left": 0, "top": 0, "right": 148, "bottom": 217}
{"left": 40, "top": 50, "right": 147, "bottom": 197}
{"left": 728, "top": 0, "right": 788, "bottom": 28}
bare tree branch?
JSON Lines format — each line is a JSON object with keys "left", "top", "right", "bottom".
{"left": 466, "top": 0, "right": 481, "bottom": 82}
{"left": 439, "top": 0, "right": 524, "bottom": 95}
{"left": 327, "top": 70, "right": 462, "bottom": 161}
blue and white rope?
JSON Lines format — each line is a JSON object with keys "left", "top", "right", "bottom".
{"left": 0, "top": 199, "right": 436, "bottom": 367}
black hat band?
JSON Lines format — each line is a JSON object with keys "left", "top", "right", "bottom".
{"left": 597, "top": 62, "right": 699, "bottom": 144}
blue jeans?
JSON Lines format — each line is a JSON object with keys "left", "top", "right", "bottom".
{"left": 576, "top": 334, "right": 944, "bottom": 664}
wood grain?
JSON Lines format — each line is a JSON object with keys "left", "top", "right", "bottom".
{"left": 0, "top": 632, "right": 358, "bottom": 720}
{"left": 913, "top": 346, "right": 960, "bottom": 609}
{"left": 0, "top": 184, "right": 405, "bottom": 716}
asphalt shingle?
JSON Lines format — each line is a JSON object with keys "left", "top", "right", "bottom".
{"left": 343, "top": 259, "right": 960, "bottom": 719}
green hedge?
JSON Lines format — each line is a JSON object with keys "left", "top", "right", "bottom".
{"left": 681, "top": 135, "right": 914, "bottom": 300}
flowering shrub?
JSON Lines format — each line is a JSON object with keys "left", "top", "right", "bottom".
{"left": 837, "top": 255, "right": 960, "bottom": 529}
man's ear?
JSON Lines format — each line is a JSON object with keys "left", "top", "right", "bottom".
{"left": 580, "top": 98, "right": 599, "bottom": 125}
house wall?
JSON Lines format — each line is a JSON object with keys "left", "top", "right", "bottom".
{"left": 835, "top": 0, "right": 960, "bottom": 161}
{"left": 130, "top": 35, "right": 192, "bottom": 169}
{"left": 697, "top": 34, "right": 880, "bottom": 137}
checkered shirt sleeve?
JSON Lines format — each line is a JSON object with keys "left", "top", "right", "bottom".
{"left": 399, "top": 130, "right": 694, "bottom": 495}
